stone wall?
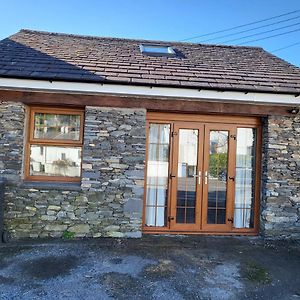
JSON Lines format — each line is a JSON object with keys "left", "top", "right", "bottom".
{"left": 1, "top": 100, "right": 300, "bottom": 239}
{"left": 261, "top": 115, "right": 300, "bottom": 239}
{"left": 0, "top": 101, "right": 25, "bottom": 183}
{"left": 80, "top": 106, "right": 146, "bottom": 237}
{"left": 1, "top": 102, "right": 146, "bottom": 238}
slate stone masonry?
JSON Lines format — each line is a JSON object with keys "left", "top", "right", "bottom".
{"left": 1, "top": 102, "right": 146, "bottom": 238}
{"left": 0, "top": 101, "right": 25, "bottom": 184}
{"left": 80, "top": 106, "right": 146, "bottom": 238}
{"left": 261, "top": 115, "right": 300, "bottom": 239}
{"left": 0, "top": 101, "right": 299, "bottom": 239}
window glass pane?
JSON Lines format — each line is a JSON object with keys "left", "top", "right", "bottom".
{"left": 145, "top": 207, "right": 167, "bottom": 227}
{"left": 176, "top": 129, "right": 198, "bottom": 224}
{"left": 149, "top": 145, "right": 169, "bottom": 162}
{"left": 149, "top": 123, "right": 170, "bottom": 144}
{"left": 234, "top": 128, "right": 256, "bottom": 228}
{"left": 146, "top": 187, "right": 157, "bottom": 206}
{"left": 208, "top": 209, "right": 216, "bottom": 224}
{"left": 149, "top": 124, "right": 159, "bottom": 143}
{"left": 207, "top": 131, "right": 228, "bottom": 224}
{"left": 30, "top": 145, "right": 81, "bottom": 177}
{"left": 217, "top": 209, "right": 226, "bottom": 224}
{"left": 186, "top": 208, "right": 196, "bottom": 224}
{"left": 176, "top": 208, "right": 185, "bottom": 224}
{"left": 234, "top": 209, "right": 254, "bottom": 228}
{"left": 145, "top": 207, "right": 156, "bottom": 226}
{"left": 144, "top": 46, "right": 170, "bottom": 53}
{"left": 141, "top": 45, "right": 175, "bottom": 54}
{"left": 34, "top": 113, "right": 81, "bottom": 140}
{"left": 145, "top": 123, "right": 171, "bottom": 227}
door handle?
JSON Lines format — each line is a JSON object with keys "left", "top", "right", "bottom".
{"left": 228, "top": 217, "right": 234, "bottom": 223}
{"left": 168, "top": 216, "right": 175, "bottom": 222}
{"left": 204, "top": 171, "right": 208, "bottom": 185}
{"left": 193, "top": 171, "right": 201, "bottom": 185}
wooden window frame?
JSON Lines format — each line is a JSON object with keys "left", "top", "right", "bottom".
{"left": 25, "top": 106, "right": 84, "bottom": 182}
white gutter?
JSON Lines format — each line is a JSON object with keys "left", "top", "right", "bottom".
{"left": 0, "top": 78, "right": 299, "bottom": 105}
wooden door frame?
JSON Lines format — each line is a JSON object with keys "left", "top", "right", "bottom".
{"left": 227, "top": 124, "right": 262, "bottom": 234}
{"left": 142, "top": 119, "right": 174, "bottom": 232}
{"left": 201, "top": 124, "right": 236, "bottom": 232}
{"left": 143, "top": 112, "right": 262, "bottom": 235}
{"left": 169, "top": 122, "right": 205, "bottom": 231}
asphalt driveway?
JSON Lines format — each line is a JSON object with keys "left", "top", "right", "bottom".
{"left": 0, "top": 236, "right": 299, "bottom": 300}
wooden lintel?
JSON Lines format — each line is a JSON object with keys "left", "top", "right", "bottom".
{"left": 0, "top": 89, "right": 296, "bottom": 116}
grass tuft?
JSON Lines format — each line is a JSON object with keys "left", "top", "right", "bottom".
{"left": 62, "top": 231, "right": 75, "bottom": 239}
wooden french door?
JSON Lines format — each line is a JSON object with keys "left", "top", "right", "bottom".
{"left": 201, "top": 124, "right": 236, "bottom": 232}
{"left": 169, "top": 123, "right": 204, "bottom": 231}
{"left": 143, "top": 113, "right": 261, "bottom": 235}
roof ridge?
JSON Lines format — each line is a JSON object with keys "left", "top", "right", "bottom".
{"left": 19, "top": 29, "right": 264, "bottom": 50}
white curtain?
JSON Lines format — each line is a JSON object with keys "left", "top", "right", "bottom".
{"left": 145, "top": 206, "right": 165, "bottom": 227}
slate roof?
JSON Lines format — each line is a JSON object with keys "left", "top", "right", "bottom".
{"left": 0, "top": 29, "right": 300, "bottom": 94}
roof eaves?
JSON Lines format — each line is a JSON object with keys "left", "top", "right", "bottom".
{"left": 1, "top": 74, "right": 299, "bottom": 96}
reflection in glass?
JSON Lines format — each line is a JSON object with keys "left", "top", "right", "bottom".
{"left": 234, "top": 128, "right": 256, "bottom": 228}
{"left": 207, "top": 131, "right": 228, "bottom": 224}
{"left": 30, "top": 145, "right": 81, "bottom": 177}
{"left": 176, "top": 129, "right": 198, "bottom": 224}
{"left": 34, "top": 113, "right": 81, "bottom": 140}
{"left": 145, "top": 124, "right": 170, "bottom": 227}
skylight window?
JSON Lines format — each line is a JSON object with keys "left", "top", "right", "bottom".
{"left": 140, "top": 44, "right": 176, "bottom": 56}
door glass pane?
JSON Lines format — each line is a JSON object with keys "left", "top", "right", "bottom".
{"left": 234, "top": 128, "right": 257, "bottom": 228}
{"left": 30, "top": 145, "right": 82, "bottom": 177}
{"left": 34, "top": 113, "right": 81, "bottom": 140}
{"left": 145, "top": 123, "right": 170, "bottom": 227}
{"left": 176, "top": 129, "right": 198, "bottom": 224}
{"left": 207, "top": 131, "right": 228, "bottom": 224}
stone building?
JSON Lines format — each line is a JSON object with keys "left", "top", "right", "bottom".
{"left": 0, "top": 29, "right": 299, "bottom": 240}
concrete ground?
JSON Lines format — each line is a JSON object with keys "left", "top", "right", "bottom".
{"left": 0, "top": 236, "right": 299, "bottom": 300}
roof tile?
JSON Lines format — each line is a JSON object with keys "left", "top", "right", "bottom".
{"left": 0, "top": 29, "right": 299, "bottom": 94}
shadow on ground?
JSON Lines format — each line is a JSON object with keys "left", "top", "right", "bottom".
{"left": 0, "top": 236, "right": 299, "bottom": 300}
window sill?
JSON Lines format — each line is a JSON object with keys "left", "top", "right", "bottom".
{"left": 21, "top": 181, "right": 82, "bottom": 191}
